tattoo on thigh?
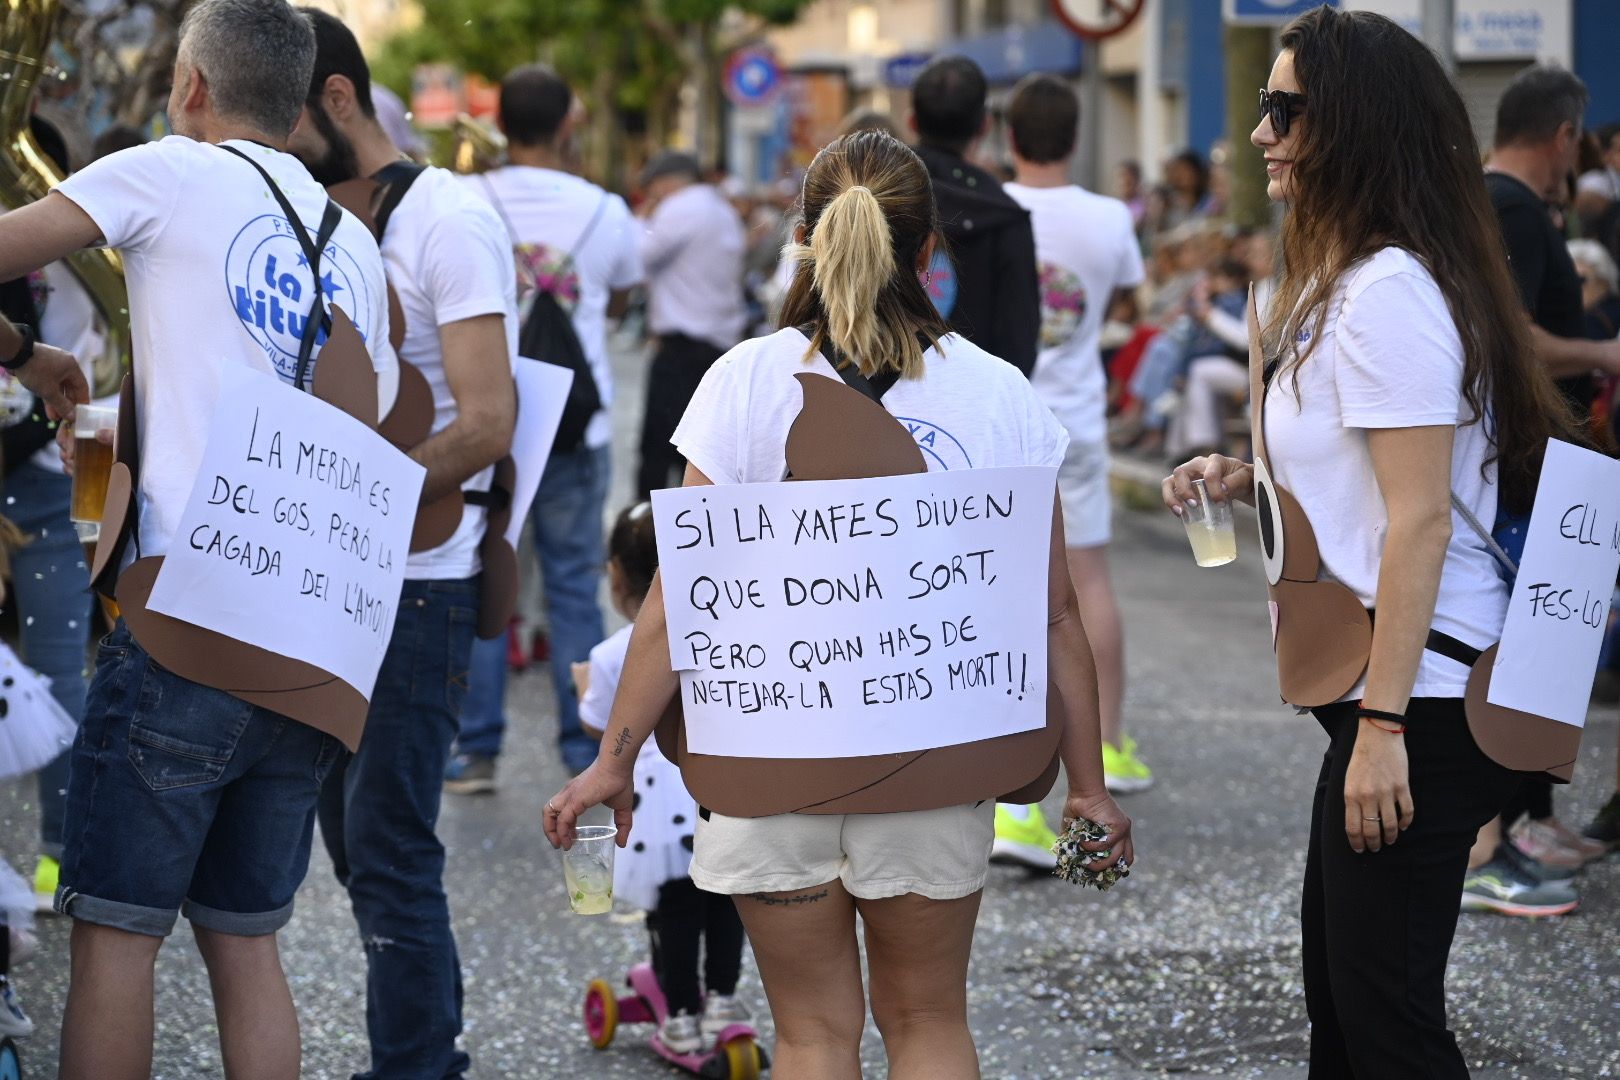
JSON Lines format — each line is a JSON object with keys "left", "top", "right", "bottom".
{"left": 744, "top": 889, "right": 830, "bottom": 907}
{"left": 611, "top": 727, "right": 632, "bottom": 756}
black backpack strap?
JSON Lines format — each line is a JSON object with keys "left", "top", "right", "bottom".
{"left": 799, "top": 324, "right": 901, "bottom": 402}
{"left": 221, "top": 144, "right": 342, "bottom": 390}
{"left": 373, "top": 161, "right": 428, "bottom": 241}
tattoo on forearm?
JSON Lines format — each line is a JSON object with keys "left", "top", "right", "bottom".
{"left": 744, "top": 889, "right": 830, "bottom": 907}
{"left": 611, "top": 727, "right": 632, "bottom": 756}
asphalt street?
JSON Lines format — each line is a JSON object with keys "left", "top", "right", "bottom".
{"left": 1, "top": 332, "right": 1616, "bottom": 1078}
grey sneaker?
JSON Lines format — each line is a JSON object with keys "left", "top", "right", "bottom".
{"left": 443, "top": 753, "right": 496, "bottom": 795}
{"left": 1461, "top": 856, "right": 1578, "bottom": 917}
{"left": 658, "top": 1011, "right": 703, "bottom": 1055}
{"left": 701, "top": 992, "right": 751, "bottom": 1039}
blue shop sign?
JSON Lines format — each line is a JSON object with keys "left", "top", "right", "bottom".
{"left": 948, "top": 19, "right": 1082, "bottom": 84}
{"left": 1224, "top": 0, "right": 1339, "bottom": 24}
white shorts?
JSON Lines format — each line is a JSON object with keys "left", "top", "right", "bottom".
{"left": 1058, "top": 438, "right": 1112, "bottom": 548}
{"left": 688, "top": 801, "right": 995, "bottom": 901}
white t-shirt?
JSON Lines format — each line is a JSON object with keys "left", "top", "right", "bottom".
{"left": 1003, "top": 183, "right": 1144, "bottom": 446}
{"left": 672, "top": 327, "right": 1069, "bottom": 483}
{"left": 1576, "top": 167, "right": 1620, "bottom": 202}
{"left": 582, "top": 624, "right": 699, "bottom": 908}
{"left": 462, "top": 166, "right": 643, "bottom": 450}
{"left": 1265, "top": 247, "right": 1508, "bottom": 699}
{"left": 643, "top": 183, "right": 747, "bottom": 351}
{"left": 384, "top": 166, "right": 519, "bottom": 579}
{"left": 579, "top": 622, "right": 630, "bottom": 734}
{"left": 56, "top": 137, "right": 396, "bottom": 560}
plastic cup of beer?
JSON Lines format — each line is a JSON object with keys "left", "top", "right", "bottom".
{"left": 70, "top": 404, "right": 118, "bottom": 544}
{"left": 561, "top": 825, "right": 617, "bottom": 915}
{"left": 1183, "top": 478, "right": 1237, "bottom": 567}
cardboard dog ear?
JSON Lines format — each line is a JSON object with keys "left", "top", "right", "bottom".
{"left": 1466, "top": 645, "right": 1580, "bottom": 782}
{"left": 312, "top": 305, "right": 379, "bottom": 429}
{"left": 785, "top": 374, "right": 926, "bottom": 479}
{"left": 1270, "top": 578, "right": 1373, "bottom": 708}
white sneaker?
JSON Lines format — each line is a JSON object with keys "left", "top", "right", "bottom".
{"left": 8, "top": 929, "right": 36, "bottom": 967}
{"left": 0, "top": 977, "right": 33, "bottom": 1038}
{"left": 657, "top": 1011, "right": 703, "bottom": 1055}
{"left": 701, "top": 991, "right": 751, "bottom": 1039}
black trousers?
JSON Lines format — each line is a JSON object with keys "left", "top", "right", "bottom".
{"left": 637, "top": 333, "right": 725, "bottom": 499}
{"left": 1303, "top": 699, "right": 1518, "bottom": 1079}
{"left": 1499, "top": 778, "right": 1553, "bottom": 828}
{"left": 648, "top": 877, "right": 746, "bottom": 1017}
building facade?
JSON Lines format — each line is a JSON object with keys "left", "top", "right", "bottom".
{"left": 746, "top": 0, "right": 1620, "bottom": 193}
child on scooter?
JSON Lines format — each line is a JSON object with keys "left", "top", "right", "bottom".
{"left": 576, "top": 502, "right": 751, "bottom": 1056}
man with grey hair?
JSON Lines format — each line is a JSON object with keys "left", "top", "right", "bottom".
{"left": 0, "top": 1, "right": 395, "bottom": 1075}
{"left": 1464, "top": 64, "right": 1612, "bottom": 918}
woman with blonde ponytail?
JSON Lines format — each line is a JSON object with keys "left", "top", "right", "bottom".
{"left": 546, "top": 131, "right": 1132, "bottom": 1079}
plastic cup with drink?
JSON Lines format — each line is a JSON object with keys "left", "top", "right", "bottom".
{"left": 1183, "top": 477, "right": 1237, "bottom": 567}
{"left": 561, "top": 825, "right": 618, "bottom": 915}
{"left": 69, "top": 403, "right": 117, "bottom": 544}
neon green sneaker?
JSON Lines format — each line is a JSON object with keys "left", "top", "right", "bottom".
{"left": 1103, "top": 734, "right": 1154, "bottom": 794}
{"left": 33, "top": 855, "right": 58, "bottom": 915}
{"left": 991, "top": 803, "right": 1059, "bottom": 869}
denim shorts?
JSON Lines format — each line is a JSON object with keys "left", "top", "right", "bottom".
{"left": 56, "top": 624, "right": 342, "bottom": 937}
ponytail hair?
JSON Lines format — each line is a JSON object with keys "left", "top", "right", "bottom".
{"left": 781, "top": 131, "right": 951, "bottom": 380}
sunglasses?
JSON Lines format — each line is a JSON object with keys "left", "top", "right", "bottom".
{"left": 1258, "top": 89, "right": 1307, "bottom": 138}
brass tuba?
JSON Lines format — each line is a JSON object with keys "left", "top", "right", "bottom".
{"left": 448, "top": 112, "right": 505, "bottom": 175}
{"left": 1, "top": 0, "right": 131, "bottom": 397}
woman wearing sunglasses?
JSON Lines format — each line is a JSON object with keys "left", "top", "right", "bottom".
{"left": 1164, "top": 8, "right": 1576, "bottom": 1077}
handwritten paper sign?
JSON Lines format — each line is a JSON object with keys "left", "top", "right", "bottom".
{"left": 652, "top": 466, "right": 1055, "bottom": 758}
{"left": 1488, "top": 439, "right": 1620, "bottom": 728}
{"left": 147, "top": 365, "right": 425, "bottom": 700}
{"left": 504, "top": 360, "right": 574, "bottom": 547}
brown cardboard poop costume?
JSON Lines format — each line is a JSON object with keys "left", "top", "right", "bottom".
{"left": 91, "top": 307, "right": 379, "bottom": 750}
{"left": 1245, "top": 290, "right": 1578, "bottom": 781}
{"left": 654, "top": 370, "right": 1064, "bottom": 818}
{"left": 328, "top": 171, "right": 518, "bottom": 641}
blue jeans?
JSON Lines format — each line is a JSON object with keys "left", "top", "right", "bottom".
{"left": 1129, "top": 328, "right": 1190, "bottom": 433}
{"left": 6, "top": 462, "right": 93, "bottom": 857}
{"left": 457, "top": 443, "right": 609, "bottom": 772}
{"left": 59, "top": 624, "right": 340, "bottom": 936}
{"left": 318, "top": 578, "right": 477, "bottom": 1080}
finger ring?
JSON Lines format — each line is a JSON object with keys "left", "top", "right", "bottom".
{"left": 1362, "top": 815, "right": 1382, "bottom": 821}
{"left": 546, "top": 801, "right": 559, "bottom": 814}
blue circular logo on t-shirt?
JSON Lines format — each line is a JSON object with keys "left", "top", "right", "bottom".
{"left": 224, "top": 214, "right": 373, "bottom": 381}
{"left": 895, "top": 416, "right": 973, "bottom": 471}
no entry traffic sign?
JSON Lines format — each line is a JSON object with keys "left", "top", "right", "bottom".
{"left": 1049, "top": 0, "right": 1146, "bottom": 41}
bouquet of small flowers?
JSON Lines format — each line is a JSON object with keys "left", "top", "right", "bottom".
{"left": 1052, "top": 817, "right": 1130, "bottom": 891}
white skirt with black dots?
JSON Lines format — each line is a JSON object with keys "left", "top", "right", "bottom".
{"left": 613, "top": 739, "right": 698, "bottom": 912}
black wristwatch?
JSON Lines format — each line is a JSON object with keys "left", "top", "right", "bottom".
{"left": 1, "top": 322, "right": 36, "bottom": 372}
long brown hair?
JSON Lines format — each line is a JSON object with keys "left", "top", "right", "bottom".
{"left": 1269, "top": 7, "right": 1580, "bottom": 513}
{"left": 779, "top": 131, "right": 952, "bottom": 379}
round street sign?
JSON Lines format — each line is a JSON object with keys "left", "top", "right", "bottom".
{"left": 724, "top": 49, "right": 782, "bottom": 108}
{"left": 1049, "top": 0, "right": 1147, "bottom": 41}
